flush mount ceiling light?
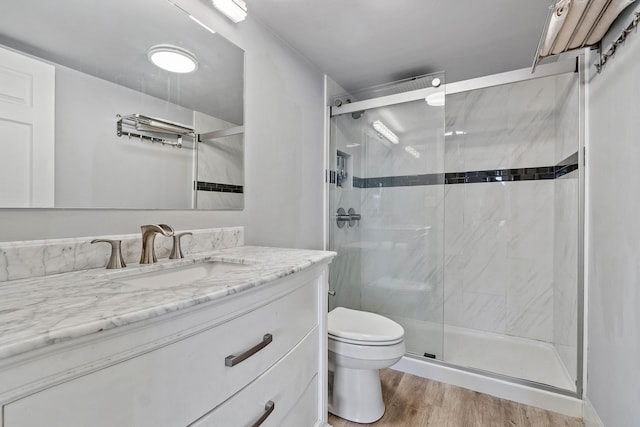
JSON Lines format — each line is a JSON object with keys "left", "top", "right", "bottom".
{"left": 372, "top": 120, "right": 399, "bottom": 144}
{"left": 425, "top": 91, "right": 445, "bottom": 107}
{"left": 212, "top": 0, "right": 247, "bottom": 23}
{"left": 148, "top": 45, "right": 198, "bottom": 73}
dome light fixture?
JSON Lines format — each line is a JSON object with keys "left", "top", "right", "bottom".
{"left": 148, "top": 45, "right": 198, "bottom": 74}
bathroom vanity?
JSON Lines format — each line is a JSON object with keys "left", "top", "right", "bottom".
{"left": 0, "top": 229, "right": 334, "bottom": 427}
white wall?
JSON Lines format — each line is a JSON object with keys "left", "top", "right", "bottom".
{"left": 55, "top": 65, "right": 194, "bottom": 209}
{"left": 0, "top": 0, "right": 325, "bottom": 250}
{"left": 586, "top": 5, "right": 640, "bottom": 426}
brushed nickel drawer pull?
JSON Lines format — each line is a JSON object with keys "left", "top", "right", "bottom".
{"left": 250, "top": 400, "right": 275, "bottom": 427}
{"left": 225, "top": 333, "right": 273, "bottom": 367}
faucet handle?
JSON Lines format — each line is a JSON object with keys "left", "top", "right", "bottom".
{"left": 169, "top": 232, "right": 193, "bottom": 259}
{"left": 91, "top": 239, "right": 126, "bottom": 269}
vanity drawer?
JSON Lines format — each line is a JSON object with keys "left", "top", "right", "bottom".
{"left": 190, "top": 327, "right": 319, "bottom": 427}
{"left": 3, "top": 280, "right": 318, "bottom": 427}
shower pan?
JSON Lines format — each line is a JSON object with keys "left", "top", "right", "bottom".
{"left": 327, "top": 61, "right": 583, "bottom": 401}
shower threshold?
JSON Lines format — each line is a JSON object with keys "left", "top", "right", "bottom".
{"left": 442, "top": 325, "right": 575, "bottom": 391}
{"left": 390, "top": 316, "right": 575, "bottom": 391}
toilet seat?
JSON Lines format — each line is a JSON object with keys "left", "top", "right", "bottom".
{"left": 328, "top": 307, "right": 404, "bottom": 346}
{"left": 328, "top": 333, "right": 404, "bottom": 346}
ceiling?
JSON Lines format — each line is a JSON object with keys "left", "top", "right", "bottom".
{"left": 247, "top": 0, "right": 551, "bottom": 92}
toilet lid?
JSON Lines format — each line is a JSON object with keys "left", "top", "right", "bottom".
{"left": 328, "top": 307, "right": 404, "bottom": 343}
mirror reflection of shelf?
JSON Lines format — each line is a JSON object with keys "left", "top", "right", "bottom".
{"left": 198, "top": 126, "right": 245, "bottom": 143}
{"left": 116, "top": 114, "right": 195, "bottom": 148}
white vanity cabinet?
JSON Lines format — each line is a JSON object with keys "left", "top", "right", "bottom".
{"left": 0, "top": 263, "right": 330, "bottom": 427}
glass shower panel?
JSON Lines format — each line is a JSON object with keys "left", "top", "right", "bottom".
{"left": 442, "top": 72, "right": 580, "bottom": 391}
{"left": 329, "top": 72, "right": 446, "bottom": 359}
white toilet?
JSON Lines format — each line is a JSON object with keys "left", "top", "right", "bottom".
{"left": 328, "top": 307, "right": 406, "bottom": 423}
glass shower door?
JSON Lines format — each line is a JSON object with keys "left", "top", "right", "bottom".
{"left": 329, "top": 73, "right": 446, "bottom": 359}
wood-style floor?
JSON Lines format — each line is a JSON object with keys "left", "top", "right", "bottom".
{"left": 328, "top": 369, "right": 584, "bottom": 427}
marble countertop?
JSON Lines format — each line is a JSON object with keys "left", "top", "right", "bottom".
{"left": 0, "top": 246, "right": 335, "bottom": 361}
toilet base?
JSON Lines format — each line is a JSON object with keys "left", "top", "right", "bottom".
{"left": 329, "top": 365, "right": 385, "bottom": 423}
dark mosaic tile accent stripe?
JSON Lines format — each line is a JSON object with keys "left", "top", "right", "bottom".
{"left": 195, "top": 181, "right": 243, "bottom": 193}
{"left": 356, "top": 173, "right": 445, "bottom": 188}
{"left": 554, "top": 151, "right": 579, "bottom": 178}
{"left": 444, "top": 167, "right": 558, "bottom": 184}
{"left": 344, "top": 151, "right": 579, "bottom": 188}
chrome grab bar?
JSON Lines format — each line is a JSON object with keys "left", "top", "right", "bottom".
{"left": 225, "top": 333, "right": 273, "bottom": 367}
{"left": 250, "top": 400, "right": 275, "bottom": 427}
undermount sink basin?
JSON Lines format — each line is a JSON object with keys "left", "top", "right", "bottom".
{"left": 119, "top": 261, "right": 251, "bottom": 288}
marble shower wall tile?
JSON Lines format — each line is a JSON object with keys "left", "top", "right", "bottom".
{"left": 507, "top": 78, "right": 555, "bottom": 168}
{"left": 0, "top": 227, "right": 244, "bottom": 282}
{"left": 358, "top": 185, "right": 444, "bottom": 323}
{"left": 554, "top": 73, "right": 580, "bottom": 163}
{"left": 460, "top": 291, "right": 506, "bottom": 333}
{"left": 443, "top": 180, "right": 555, "bottom": 340}
{"left": 196, "top": 191, "right": 243, "bottom": 210}
{"left": 445, "top": 76, "right": 557, "bottom": 173}
{"left": 553, "top": 174, "right": 578, "bottom": 379}
{"left": 194, "top": 111, "right": 243, "bottom": 186}
{"left": 507, "top": 257, "right": 553, "bottom": 341}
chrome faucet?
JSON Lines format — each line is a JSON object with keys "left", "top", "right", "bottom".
{"left": 169, "top": 232, "right": 192, "bottom": 259}
{"left": 91, "top": 239, "right": 126, "bottom": 269}
{"left": 140, "top": 224, "right": 174, "bottom": 264}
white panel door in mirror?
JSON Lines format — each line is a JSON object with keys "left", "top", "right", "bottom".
{"left": 0, "top": 46, "right": 54, "bottom": 208}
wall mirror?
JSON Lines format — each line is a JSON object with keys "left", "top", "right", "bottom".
{"left": 0, "top": 0, "right": 244, "bottom": 209}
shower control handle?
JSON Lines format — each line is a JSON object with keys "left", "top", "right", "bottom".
{"left": 337, "top": 208, "right": 362, "bottom": 228}
{"left": 336, "top": 208, "right": 349, "bottom": 228}
{"left": 348, "top": 208, "right": 361, "bottom": 227}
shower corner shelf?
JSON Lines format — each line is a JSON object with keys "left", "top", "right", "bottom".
{"left": 116, "top": 114, "right": 195, "bottom": 148}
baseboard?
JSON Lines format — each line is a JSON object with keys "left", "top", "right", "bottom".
{"left": 583, "top": 398, "right": 605, "bottom": 427}
{"left": 392, "top": 356, "right": 583, "bottom": 418}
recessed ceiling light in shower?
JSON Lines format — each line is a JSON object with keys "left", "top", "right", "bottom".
{"left": 148, "top": 45, "right": 198, "bottom": 73}
{"left": 405, "top": 146, "right": 420, "bottom": 158}
{"left": 425, "top": 91, "right": 445, "bottom": 107}
{"left": 372, "top": 120, "right": 399, "bottom": 144}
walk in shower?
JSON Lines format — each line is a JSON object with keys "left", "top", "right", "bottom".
{"left": 327, "top": 61, "right": 583, "bottom": 397}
